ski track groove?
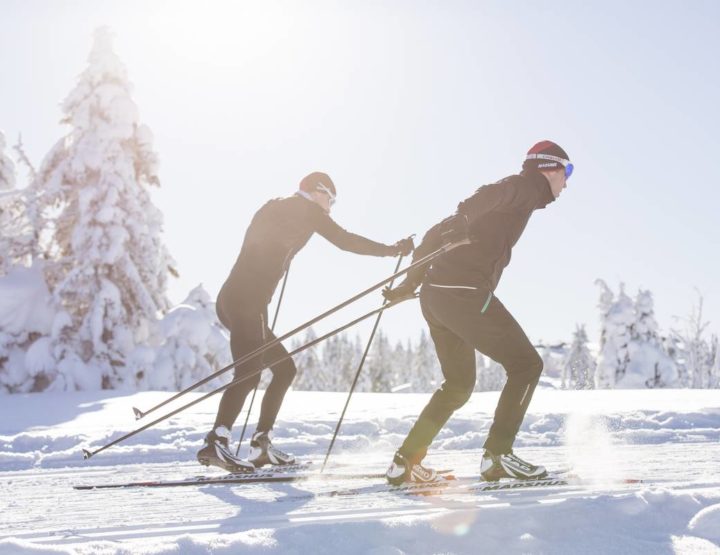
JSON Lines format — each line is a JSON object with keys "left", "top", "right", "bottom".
{"left": 2, "top": 443, "right": 720, "bottom": 547}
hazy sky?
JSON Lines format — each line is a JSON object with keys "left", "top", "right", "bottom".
{"left": 2, "top": 0, "right": 719, "bottom": 348}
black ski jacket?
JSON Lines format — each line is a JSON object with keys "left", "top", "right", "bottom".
{"left": 414, "top": 170, "right": 556, "bottom": 292}
{"left": 220, "top": 194, "right": 396, "bottom": 308}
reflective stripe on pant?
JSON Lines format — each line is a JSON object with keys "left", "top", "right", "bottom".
{"left": 399, "top": 284, "right": 543, "bottom": 459}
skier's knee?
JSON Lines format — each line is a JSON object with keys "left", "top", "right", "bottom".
{"left": 440, "top": 382, "right": 473, "bottom": 410}
{"left": 529, "top": 351, "right": 543, "bottom": 378}
{"left": 505, "top": 349, "right": 543, "bottom": 380}
{"left": 271, "top": 361, "right": 297, "bottom": 386}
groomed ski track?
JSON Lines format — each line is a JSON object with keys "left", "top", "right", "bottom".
{"left": 2, "top": 390, "right": 720, "bottom": 553}
{"left": 3, "top": 444, "right": 720, "bottom": 550}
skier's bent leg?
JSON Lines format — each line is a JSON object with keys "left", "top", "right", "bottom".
{"left": 399, "top": 323, "right": 475, "bottom": 460}
{"left": 483, "top": 348, "right": 543, "bottom": 454}
{"left": 213, "top": 319, "right": 266, "bottom": 430}
{"left": 399, "top": 380, "right": 474, "bottom": 459}
{"left": 256, "top": 339, "right": 297, "bottom": 433}
{"left": 213, "top": 370, "right": 261, "bottom": 431}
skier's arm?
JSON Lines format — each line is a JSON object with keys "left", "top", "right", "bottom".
{"left": 314, "top": 211, "right": 401, "bottom": 257}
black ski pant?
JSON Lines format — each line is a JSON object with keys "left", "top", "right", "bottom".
{"left": 399, "top": 284, "right": 543, "bottom": 461}
{"left": 213, "top": 293, "right": 296, "bottom": 434}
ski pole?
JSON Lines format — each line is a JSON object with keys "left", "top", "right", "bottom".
{"left": 321, "top": 254, "right": 404, "bottom": 472}
{"left": 83, "top": 295, "right": 416, "bottom": 460}
{"left": 132, "top": 239, "right": 467, "bottom": 420}
{"left": 234, "top": 267, "right": 290, "bottom": 456}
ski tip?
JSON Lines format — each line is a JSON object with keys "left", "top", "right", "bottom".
{"left": 132, "top": 407, "right": 144, "bottom": 420}
{"left": 82, "top": 449, "right": 93, "bottom": 460}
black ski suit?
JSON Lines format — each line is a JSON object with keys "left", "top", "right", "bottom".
{"left": 398, "top": 169, "right": 556, "bottom": 459}
{"left": 214, "top": 193, "right": 398, "bottom": 433}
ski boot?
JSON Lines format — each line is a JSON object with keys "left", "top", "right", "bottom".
{"left": 197, "top": 426, "right": 255, "bottom": 473}
{"left": 480, "top": 449, "right": 547, "bottom": 481}
{"left": 385, "top": 450, "right": 443, "bottom": 486}
{"left": 248, "top": 430, "right": 296, "bottom": 467}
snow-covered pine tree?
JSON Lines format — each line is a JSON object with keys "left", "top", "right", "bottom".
{"left": 562, "top": 325, "right": 596, "bottom": 389}
{"left": 364, "top": 329, "right": 394, "bottom": 392}
{"left": 30, "top": 28, "right": 175, "bottom": 390}
{"left": 292, "top": 328, "right": 322, "bottom": 390}
{"left": 134, "top": 285, "right": 231, "bottom": 391}
{"left": 0, "top": 132, "right": 58, "bottom": 393}
{"left": 0, "top": 131, "right": 35, "bottom": 274}
{"left": 594, "top": 280, "right": 633, "bottom": 389}
{"left": 412, "top": 329, "right": 440, "bottom": 392}
{"left": 671, "top": 293, "right": 712, "bottom": 388}
{"left": 709, "top": 335, "right": 720, "bottom": 389}
{"left": 475, "top": 352, "right": 506, "bottom": 391}
{"left": 0, "top": 130, "right": 19, "bottom": 273}
{"left": 536, "top": 342, "right": 566, "bottom": 379}
{"left": 0, "top": 131, "right": 15, "bottom": 191}
{"left": 621, "top": 290, "right": 677, "bottom": 388}
{"left": 321, "top": 333, "right": 359, "bottom": 391}
{"left": 663, "top": 333, "right": 689, "bottom": 387}
{"left": 388, "top": 339, "right": 412, "bottom": 393}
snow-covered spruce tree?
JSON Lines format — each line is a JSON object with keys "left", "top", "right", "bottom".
{"left": 0, "top": 132, "right": 56, "bottom": 393}
{"left": 710, "top": 335, "right": 720, "bottom": 389}
{"left": 536, "top": 342, "right": 566, "bottom": 379}
{"left": 320, "top": 333, "right": 360, "bottom": 391}
{"left": 594, "top": 280, "right": 633, "bottom": 389}
{"left": 0, "top": 131, "right": 15, "bottom": 191}
{"left": 364, "top": 329, "right": 394, "bottom": 392}
{"left": 132, "top": 285, "right": 230, "bottom": 390}
{"left": 389, "top": 339, "right": 413, "bottom": 393}
{"left": 0, "top": 130, "right": 18, "bottom": 274}
{"left": 292, "top": 328, "right": 322, "bottom": 390}
{"left": 0, "top": 130, "right": 31, "bottom": 274}
{"left": 671, "top": 293, "right": 712, "bottom": 388}
{"left": 412, "top": 329, "right": 440, "bottom": 392}
{"left": 0, "top": 264, "right": 55, "bottom": 392}
{"left": 562, "top": 325, "right": 596, "bottom": 389}
{"left": 621, "top": 290, "right": 677, "bottom": 388}
{"left": 475, "top": 352, "right": 506, "bottom": 392}
{"left": 30, "top": 28, "right": 175, "bottom": 390}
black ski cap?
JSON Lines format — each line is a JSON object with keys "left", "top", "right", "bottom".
{"left": 299, "top": 172, "right": 336, "bottom": 197}
{"left": 522, "top": 140, "right": 570, "bottom": 172}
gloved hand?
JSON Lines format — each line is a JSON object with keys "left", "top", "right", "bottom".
{"left": 391, "top": 236, "right": 415, "bottom": 257}
{"left": 382, "top": 278, "right": 419, "bottom": 303}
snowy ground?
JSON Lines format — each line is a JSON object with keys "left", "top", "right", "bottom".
{"left": 1, "top": 388, "right": 719, "bottom": 554}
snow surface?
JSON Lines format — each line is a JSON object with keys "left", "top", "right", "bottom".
{"left": 1, "top": 388, "right": 719, "bottom": 554}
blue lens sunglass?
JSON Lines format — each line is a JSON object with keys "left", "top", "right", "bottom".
{"left": 526, "top": 153, "right": 574, "bottom": 179}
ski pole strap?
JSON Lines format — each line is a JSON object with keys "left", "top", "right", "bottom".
{"left": 134, "top": 238, "right": 468, "bottom": 420}
{"left": 84, "top": 295, "right": 414, "bottom": 460}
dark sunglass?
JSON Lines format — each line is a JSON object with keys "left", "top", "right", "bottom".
{"left": 564, "top": 163, "right": 574, "bottom": 179}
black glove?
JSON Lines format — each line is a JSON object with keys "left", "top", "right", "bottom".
{"left": 439, "top": 214, "right": 469, "bottom": 245}
{"left": 382, "top": 278, "right": 418, "bottom": 303}
{"left": 391, "top": 236, "right": 415, "bottom": 257}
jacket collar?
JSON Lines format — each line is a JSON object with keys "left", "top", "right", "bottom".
{"left": 520, "top": 170, "right": 556, "bottom": 209}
